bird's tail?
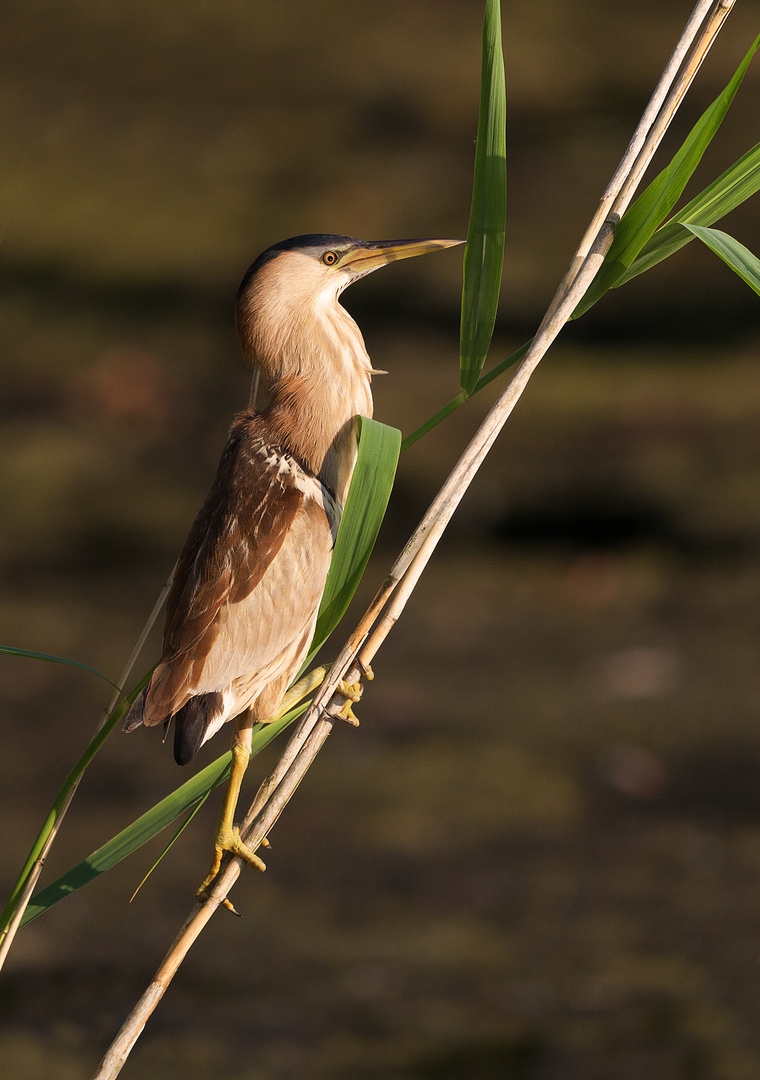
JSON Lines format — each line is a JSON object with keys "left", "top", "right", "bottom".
{"left": 172, "top": 694, "right": 225, "bottom": 766}
{"left": 123, "top": 674, "right": 225, "bottom": 766}
{"left": 122, "top": 687, "right": 148, "bottom": 733}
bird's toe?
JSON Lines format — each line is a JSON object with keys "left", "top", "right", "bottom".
{"left": 195, "top": 826, "right": 266, "bottom": 911}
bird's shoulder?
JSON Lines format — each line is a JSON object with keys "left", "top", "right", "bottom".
{"left": 220, "top": 409, "right": 335, "bottom": 509}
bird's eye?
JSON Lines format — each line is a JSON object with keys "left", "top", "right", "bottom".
{"left": 322, "top": 250, "right": 339, "bottom": 266}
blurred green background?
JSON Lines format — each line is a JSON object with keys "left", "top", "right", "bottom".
{"left": 2, "top": 1, "right": 760, "bottom": 1077}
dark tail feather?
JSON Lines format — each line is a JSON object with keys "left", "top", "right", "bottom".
{"left": 173, "top": 692, "right": 224, "bottom": 766}
{"left": 122, "top": 687, "right": 148, "bottom": 733}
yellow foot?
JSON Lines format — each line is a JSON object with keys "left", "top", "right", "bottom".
{"left": 196, "top": 826, "right": 266, "bottom": 913}
{"left": 333, "top": 678, "right": 364, "bottom": 726}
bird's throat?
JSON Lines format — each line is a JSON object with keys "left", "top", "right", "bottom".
{"left": 243, "top": 277, "right": 375, "bottom": 502}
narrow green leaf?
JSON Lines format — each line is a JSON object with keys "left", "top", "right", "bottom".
{"left": 684, "top": 224, "right": 760, "bottom": 296}
{"left": 459, "top": 0, "right": 506, "bottom": 396}
{"left": 619, "top": 35, "right": 756, "bottom": 265}
{"left": 575, "top": 34, "right": 760, "bottom": 318}
{"left": 305, "top": 415, "right": 400, "bottom": 666}
{"left": 617, "top": 141, "right": 760, "bottom": 283}
{"left": 129, "top": 794, "right": 211, "bottom": 903}
{"left": 401, "top": 393, "right": 467, "bottom": 453}
{"left": 401, "top": 337, "right": 532, "bottom": 453}
{"left": 472, "top": 336, "right": 532, "bottom": 394}
{"left": 0, "top": 644, "right": 125, "bottom": 698}
{"left": 20, "top": 702, "right": 308, "bottom": 926}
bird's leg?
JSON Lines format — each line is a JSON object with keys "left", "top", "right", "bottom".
{"left": 196, "top": 664, "right": 370, "bottom": 908}
{"left": 274, "top": 663, "right": 368, "bottom": 726}
{"left": 196, "top": 722, "right": 264, "bottom": 908}
{"left": 272, "top": 664, "right": 329, "bottom": 719}
{"left": 196, "top": 668, "right": 330, "bottom": 909}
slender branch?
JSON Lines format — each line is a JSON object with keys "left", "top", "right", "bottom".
{"left": 92, "top": 4, "right": 737, "bottom": 1075}
{"left": 614, "top": 0, "right": 737, "bottom": 218}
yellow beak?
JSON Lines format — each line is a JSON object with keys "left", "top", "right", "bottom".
{"left": 341, "top": 237, "right": 464, "bottom": 274}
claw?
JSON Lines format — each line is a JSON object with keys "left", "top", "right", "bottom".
{"left": 333, "top": 678, "right": 363, "bottom": 726}
{"left": 336, "top": 699, "right": 360, "bottom": 726}
{"left": 196, "top": 822, "right": 266, "bottom": 909}
{"left": 338, "top": 679, "right": 363, "bottom": 703}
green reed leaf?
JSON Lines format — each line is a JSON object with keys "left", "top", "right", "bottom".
{"left": 575, "top": 33, "right": 760, "bottom": 318}
{"left": 305, "top": 416, "right": 400, "bottom": 666}
{"left": 684, "top": 224, "right": 760, "bottom": 296}
{"left": 20, "top": 703, "right": 307, "bottom": 926}
{"left": 617, "top": 143, "right": 760, "bottom": 282}
{"left": 459, "top": 0, "right": 506, "bottom": 396}
{"left": 0, "top": 645, "right": 125, "bottom": 698}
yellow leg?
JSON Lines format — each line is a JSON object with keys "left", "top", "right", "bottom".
{"left": 196, "top": 733, "right": 264, "bottom": 908}
{"left": 196, "top": 666, "right": 330, "bottom": 909}
{"left": 273, "top": 664, "right": 329, "bottom": 719}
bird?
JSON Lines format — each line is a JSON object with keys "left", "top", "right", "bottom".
{"left": 123, "top": 233, "right": 463, "bottom": 900}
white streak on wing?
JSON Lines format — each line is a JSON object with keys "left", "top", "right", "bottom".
{"left": 257, "top": 439, "right": 341, "bottom": 538}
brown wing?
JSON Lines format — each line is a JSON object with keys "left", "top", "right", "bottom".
{"left": 181, "top": 495, "right": 333, "bottom": 711}
{"left": 143, "top": 411, "right": 305, "bottom": 720}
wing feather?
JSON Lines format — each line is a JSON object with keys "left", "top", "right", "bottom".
{"left": 192, "top": 499, "right": 332, "bottom": 698}
{"left": 140, "top": 411, "right": 333, "bottom": 724}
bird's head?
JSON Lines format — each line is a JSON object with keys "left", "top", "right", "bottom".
{"left": 236, "top": 234, "right": 463, "bottom": 365}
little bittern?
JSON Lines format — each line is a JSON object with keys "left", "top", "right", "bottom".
{"left": 124, "top": 234, "right": 462, "bottom": 897}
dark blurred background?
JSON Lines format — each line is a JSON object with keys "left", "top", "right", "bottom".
{"left": 2, "top": 2, "right": 760, "bottom": 1077}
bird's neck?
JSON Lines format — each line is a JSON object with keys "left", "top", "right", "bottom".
{"left": 256, "top": 300, "right": 374, "bottom": 504}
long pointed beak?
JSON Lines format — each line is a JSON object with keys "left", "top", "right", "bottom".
{"left": 342, "top": 237, "right": 464, "bottom": 275}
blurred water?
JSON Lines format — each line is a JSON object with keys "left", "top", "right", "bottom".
{"left": 2, "top": 2, "right": 760, "bottom": 1077}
